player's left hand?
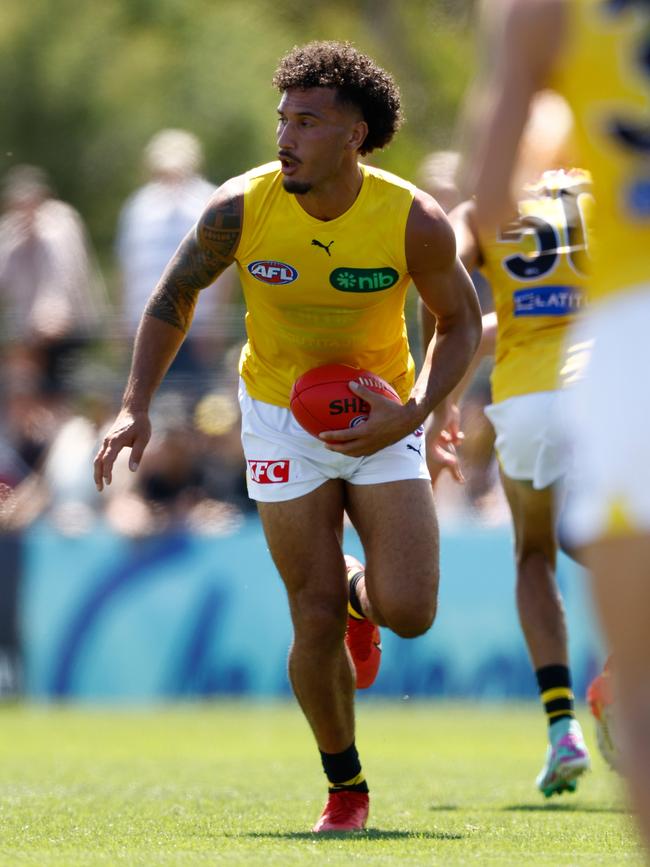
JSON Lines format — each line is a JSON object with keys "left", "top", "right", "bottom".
{"left": 424, "top": 404, "right": 465, "bottom": 486}
{"left": 319, "top": 381, "right": 420, "bottom": 457}
{"left": 437, "top": 401, "right": 463, "bottom": 448}
{"left": 426, "top": 435, "right": 464, "bottom": 486}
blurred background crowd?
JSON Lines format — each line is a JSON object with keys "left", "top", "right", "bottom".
{"left": 0, "top": 0, "right": 502, "bottom": 542}
{"left": 0, "top": 0, "right": 515, "bottom": 697}
{"left": 0, "top": 138, "right": 252, "bottom": 543}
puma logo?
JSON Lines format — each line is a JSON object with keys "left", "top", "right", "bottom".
{"left": 407, "top": 443, "right": 422, "bottom": 457}
{"left": 312, "top": 239, "right": 334, "bottom": 256}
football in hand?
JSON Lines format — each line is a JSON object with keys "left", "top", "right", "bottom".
{"left": 290, "top": 363, "right": 401, "bottom": 438}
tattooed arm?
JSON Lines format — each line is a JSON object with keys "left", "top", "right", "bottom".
{"left": 93, "top": 177, "right": 244, "bottom": 491}
{"left": 144, "top": 179, "right": 243, "bottom": 333}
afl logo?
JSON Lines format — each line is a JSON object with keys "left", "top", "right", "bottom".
{"left": 248, "top": 260, "right": 298, "bottom": 285}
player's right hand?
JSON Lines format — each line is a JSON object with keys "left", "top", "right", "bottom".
{"left": 93, "top": 409, "right": 151, "bottom": 492}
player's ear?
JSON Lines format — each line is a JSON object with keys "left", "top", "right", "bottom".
{"left": 348, "top": 120, "right": 368, "bottom": 152}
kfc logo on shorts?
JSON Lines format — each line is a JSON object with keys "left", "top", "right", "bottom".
{"left": 248, "top": 459, "right": 290, "bottom": 484}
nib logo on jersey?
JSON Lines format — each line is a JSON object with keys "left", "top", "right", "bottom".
{"left": 330, "top": 267, "right": 399, "bottom": 293}
{"left": 248, "top": 260, "right": 298, "bottom": 285}
{"left": 513, "top": 285, "right": 584, "bottom": 317}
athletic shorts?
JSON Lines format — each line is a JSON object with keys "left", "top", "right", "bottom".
{"left": 239, "top": 378, "right": 430, "bottom": 503}
{"left": 484, "top": 391, "right": 568, "bottom": 490}
{"left": 561, "top": 284, "right": 650, "bottom": 546}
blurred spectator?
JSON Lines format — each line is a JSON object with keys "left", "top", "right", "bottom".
{"left": 417, "top": 149, "right": 463, "bottom": 214}
{"left": 115, "top": 129, "right": 240, "bottom": 394}
{"left": 102, "top": 389, "right": 248, "bottom": 538}
{"left": 417, "top": 150, "right": 498, "bottom": 517}
{"left": 0, "top": 367, "right": 112, "bottom": 536}
{"left": 417, "top": 150, "right": 494, "bottom": 316}
{"left": 0, "top": 165, "right": 108, "bottom": 397}
{"left": 0, "top": 377, "right": 64, "bottom": 494}
{"left": 0, "top": 373, "right": 76, "bottom": 698}
{"left": 193, "top": 388, "right": 254, "bottom": 514}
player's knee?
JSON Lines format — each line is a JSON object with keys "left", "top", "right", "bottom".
{"left": 516, "top": 546, "right": 554, "bottom": 576}
{"left": 384, "top": 598, "right": 437, "bottom": 639}
{"left": 292, "top": 597, "right": 346, "bottom": 647}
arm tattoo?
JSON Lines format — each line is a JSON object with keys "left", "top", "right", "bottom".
{"left": 145, "top": 192, "right": 243, "bottom": 333}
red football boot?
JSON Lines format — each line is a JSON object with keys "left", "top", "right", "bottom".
{"left": 344, "top": 554, "right": 381, "bottom": 689}
{"left": 312, "top": 790, "right": 369, "bottom": 833}
{"left": 587, "top": 664, "right": 613, "bottom": 722}
{"left": 587, "top": 657, "right": 619, "bottom": 771}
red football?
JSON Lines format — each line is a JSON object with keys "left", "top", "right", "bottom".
{"left": 290, "top": 363, "right": 401, "bottom": 438}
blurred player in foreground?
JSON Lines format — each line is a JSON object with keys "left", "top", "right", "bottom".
{"left": 93, "top": 41, "right": 481, "bottom": 833}
{"left": 459, "top": 0, "right": 650, "bottom": 848}
{"left": 426, "top": 92, "right": 593, "bottom": 797}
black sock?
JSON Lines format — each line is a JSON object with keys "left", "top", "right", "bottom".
{"left": 348, "top": 570, "right": 365, "bottom": 620}
{"left": 535, "top": 664, "right": 575, "bottom": 727}
{"left": 319, "top": 741, "right": 369, "bottom": 793}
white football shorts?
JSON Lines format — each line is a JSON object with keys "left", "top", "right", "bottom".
{"left": 484, "top": 390, "right": 569, "bottom": 490}
{"left": 238, "top": 378, "right": 430, "bottom": 503}
{"left": 561, "top": 284, "right": 650, "bottom": 546}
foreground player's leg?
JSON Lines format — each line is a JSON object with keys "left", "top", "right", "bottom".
{"left": 344, "top": 554, "right": 382, "bottom": 689}
{"left": 257, "top": 480, "right": 369, "bottom": 832}
{"left": 345, "top": 479, "right": 440, "bottom": 641}
{"left": 343, "top": 481, "right": 439, "bottom": 683}
{"left": 500, "top": 475, "right": 589, "bottom": 796}
{"left": 588, "top": 536, "right": 650, "bottom": 851}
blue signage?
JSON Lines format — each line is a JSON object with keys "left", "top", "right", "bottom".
{"left": 19, "top": 517, "right": 604, "bottom": 701}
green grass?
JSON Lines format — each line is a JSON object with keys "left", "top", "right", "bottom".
{"left": 0, "top": 701, "right": 641, "bottom": 865}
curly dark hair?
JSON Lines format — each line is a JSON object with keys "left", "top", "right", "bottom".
{"left": 272, "top": 41, "right": 403, "bottom": 155}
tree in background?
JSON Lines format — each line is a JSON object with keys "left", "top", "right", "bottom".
{"left": 0, "top": 0, "right": 475, "bottom": 268}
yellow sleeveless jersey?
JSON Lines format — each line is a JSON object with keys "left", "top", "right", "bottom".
{"left": 480, "top": 169, "right": 593, "bottom": 403}
{"left": 235, "top": 162, "right": 416, "bottom": 407}
{"left": 551, "top": 0, "right": 650, "bottom": 303}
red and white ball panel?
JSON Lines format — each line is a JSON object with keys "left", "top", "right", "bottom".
{"left": 289, "top": 363, "right": 401, "bottom": 438}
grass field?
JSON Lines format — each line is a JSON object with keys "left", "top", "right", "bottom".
{"left": 0, "top": 701, "right": 641, "bottom": 866}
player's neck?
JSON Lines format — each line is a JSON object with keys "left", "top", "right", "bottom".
{"left": 294, "top": 164, "right": 363, "bottom": 221}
